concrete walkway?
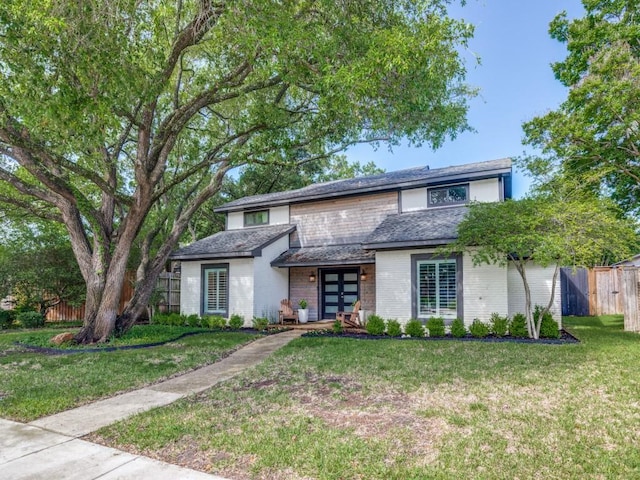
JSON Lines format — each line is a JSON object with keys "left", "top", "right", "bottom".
{"left": 1, "top": 330, "right": 303, "bottom": 479}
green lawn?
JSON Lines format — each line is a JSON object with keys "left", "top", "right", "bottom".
{"left": 92, "top": 316, "right": 640, "bottom": 479}
{"left": 0, "top": 326, "right": 260, "bottom": 421}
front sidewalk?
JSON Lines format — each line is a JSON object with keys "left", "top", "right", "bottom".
{"left": 1, "top": 329, "right": 304, "bottom": 479}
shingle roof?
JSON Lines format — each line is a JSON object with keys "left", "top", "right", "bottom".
{"left": 170, "top": 224, "right": 295, "bottom": 261}
{"left": 271, "top": 244, "right": 375, "bottom": 267}
{"left": 216, "top": 158, "right": 512, "bottom": 212}
{"left": 362, "top": 206, "right": 468, "bottom": 249}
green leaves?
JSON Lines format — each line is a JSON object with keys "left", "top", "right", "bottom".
{"left": 523, "top": 0, "right": 640, "bottom": 215}
{"left": 454, "top": 193, "right": 637, "bottom": 270}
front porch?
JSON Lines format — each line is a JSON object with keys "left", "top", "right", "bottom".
{"left": 271, "top": 319, "right": 366, "bottom": 332}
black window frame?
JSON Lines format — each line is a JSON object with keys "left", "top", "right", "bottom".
{"left": 427, "top": 184, "right": 469, "bottom": 207}
{"left": 243, "top": 209, "right": 269, "bottom": 227}
{"left": 201, "top": 263, "right": 229, "bottom": 318}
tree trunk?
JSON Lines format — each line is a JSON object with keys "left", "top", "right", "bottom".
{"left": 513, "top": 260, "right": 536, "bottom": 339}
{"left": 74, "top": 275, "right": 105, "bottom": 343}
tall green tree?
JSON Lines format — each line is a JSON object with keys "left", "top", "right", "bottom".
{"left": 522, "top": 0, "right": 640, "bottom": 214}
{"left": 452, "top": 192, "right": 636, "bottom": 339}
{"left": 0, "top": 1, "right": 476, "bottom": 343}
{"left": 0, "top": 222, "right": 85, "bottom": 316}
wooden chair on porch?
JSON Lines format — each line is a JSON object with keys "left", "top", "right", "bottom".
{"left": 278, "top": 299, "right": 299, "bottom": 325}
{"left": 337, "top": 300, "right": 361, "bottom": 329}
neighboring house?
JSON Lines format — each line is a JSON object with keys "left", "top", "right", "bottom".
{"left": 170, "top": 158, "right": 561, "bottom": 326}
{"left": 612, "top": 254, "right": 640, "bottom": 267}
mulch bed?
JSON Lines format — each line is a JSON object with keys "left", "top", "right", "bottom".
{"left": 302, "top": 329, "right": 580, "bottom": 344}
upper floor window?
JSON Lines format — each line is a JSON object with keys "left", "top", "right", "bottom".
{"left": 244, "top": 210, "right": 269, "bottom": 226}
{"left": 427, "top": 184, "right": 468, "bottom": 207}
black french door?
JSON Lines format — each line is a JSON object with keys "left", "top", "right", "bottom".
{"left": 321, "top": 269, "right": 359, "bottom": 319}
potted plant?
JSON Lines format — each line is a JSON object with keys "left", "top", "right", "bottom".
{"left": 298, "top": 299, "right": 309, "bottom": 323}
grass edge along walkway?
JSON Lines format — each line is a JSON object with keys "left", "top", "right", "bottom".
{"left": 28, "top": 330, "right": 304, "bottom": 437}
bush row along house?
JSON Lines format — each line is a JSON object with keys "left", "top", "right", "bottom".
{"left": 170, "top": 158, "right": 561, "bottom": 326}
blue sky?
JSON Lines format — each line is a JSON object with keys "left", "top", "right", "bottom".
{"left": 345, "top": 0, "right": 585, "bottom": 198}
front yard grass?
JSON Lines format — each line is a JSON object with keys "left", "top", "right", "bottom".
{"left": 0, "top": 327, "right": 260, "bottom": 421}
{"left": 93, "top": 315, "right": 640, "bottom": 479}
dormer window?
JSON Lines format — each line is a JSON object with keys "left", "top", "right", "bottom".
{"left": 427, "top": 184, "right": 468, "bottom": 207}
{"left": 244, "top": 209, "right": 269, "bottom": 226}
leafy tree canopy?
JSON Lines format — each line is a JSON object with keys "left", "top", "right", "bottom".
{"left": 451, "top": 188, "right": 637, "bottom": 338}
{"left": 0, "top": 1, "right": 476, "bottom": 342}
{"left": 0, "top": 220, "right": 85, "bottom": 315}
{"left": 522, "top": 0, "right": 640, "bottom": 214}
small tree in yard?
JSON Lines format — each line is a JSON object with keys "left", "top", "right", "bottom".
{"left": 452, "top": 192, "right": 636, "bottom": 339}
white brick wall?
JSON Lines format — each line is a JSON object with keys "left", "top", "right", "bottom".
{"left": 180, "top": 261, "right": 203, "bottom": 316}
{"left": 375, "top": 249, "right": 508, "bottom": 325}
{"left": 508, "top": 262, "right": 562, "bottom": 327}
{"left": 463, "top": 253, "right": 509, "bottom": 323}
{"left": 228, "top": 259, "right": 255, "bottom": 323}
{"left": 253, "top": 236, "right": 289, "bottom": 323}
{"left": 375, "top": 249, "right": 417, "bottom": 321}
{"left": 179, "top": 258, "right": 254, "bottom": 322}
{"left": 469, "top": 178, "right": 501, "bottom": 202}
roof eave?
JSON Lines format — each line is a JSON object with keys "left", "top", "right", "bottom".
{"left": 271, "top": 258, "right": 376, "bottom": 268}
{"left": 362, "top": 238, "right": 457, "bottom": 250}
{"left": 215, "top": 167, "right": 512, "bottom": 213}
{"left": 169, "top": 251, "right": 255, "bottom": 261}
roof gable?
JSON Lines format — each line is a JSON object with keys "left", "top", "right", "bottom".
{"left": 170, "top": 224, "right": 295, "bottom": 261}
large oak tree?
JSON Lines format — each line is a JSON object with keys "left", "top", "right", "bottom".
{"left": 0, "top": 0, "right": 476, "bottom": 343}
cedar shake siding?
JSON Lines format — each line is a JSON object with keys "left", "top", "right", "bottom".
{"left": 289, "top": 191, "right": 399, "bottom": 247}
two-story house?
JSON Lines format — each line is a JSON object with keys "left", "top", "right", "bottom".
{"left": 170, "top": 158, "right": 561, "bottom": 326}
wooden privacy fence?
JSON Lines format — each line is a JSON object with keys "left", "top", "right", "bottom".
{"left": 46, "top": 272, "right": 181, "bottom": 321}
{"left": 561, "top": 266, "right": 640, "bottom": 332}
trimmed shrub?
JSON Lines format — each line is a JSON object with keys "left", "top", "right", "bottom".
{"left": 509, "top": 313, "right": 528, "bottom": 338}
{"left": 490, "top": 313, "right": 509, "bottom": 337}
{"left": 386, "top": 319, "right": 402, "bottom": 337}
{"left": 404, "top": 319, "right": 425, "bottom": 338}
{"left": 168, "top": 312, "right": 184, "bottom": 326}
{"left": 450, "top": 318, "right": 467, "bottom": 338}
{"left": 426, "top": 317, "right": 445, "bottom": 337}
{"left": 469, "top": 319, "right": 489, "bottom": 338}
{"left": 207, "top": 315, "right": 227, "bottom": 329}
{"left": 252, "top": 316, "right": 269, "bottom": 331}
{"left": 535, "top": 306, "right": 560, "bottom": 338}
{"left": 332, "top": 319, "right": 343, "bottom": 334}
{"left": 0, "top": 310, "right": 16, "bottom": 329}
{"left": 186, "top": 314, "right": 200, "bottom": 327}
{"left": 229, "top": 313, "right": 244, "bottom": 329}
{"left": 151, "top": 313, "right": 167, "bottom": 325}
{"left": 365, "top": 314, "right": 385, "bottom": 335}
{"left": 17, "top": 311, "right": 45, "bottom": 329}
